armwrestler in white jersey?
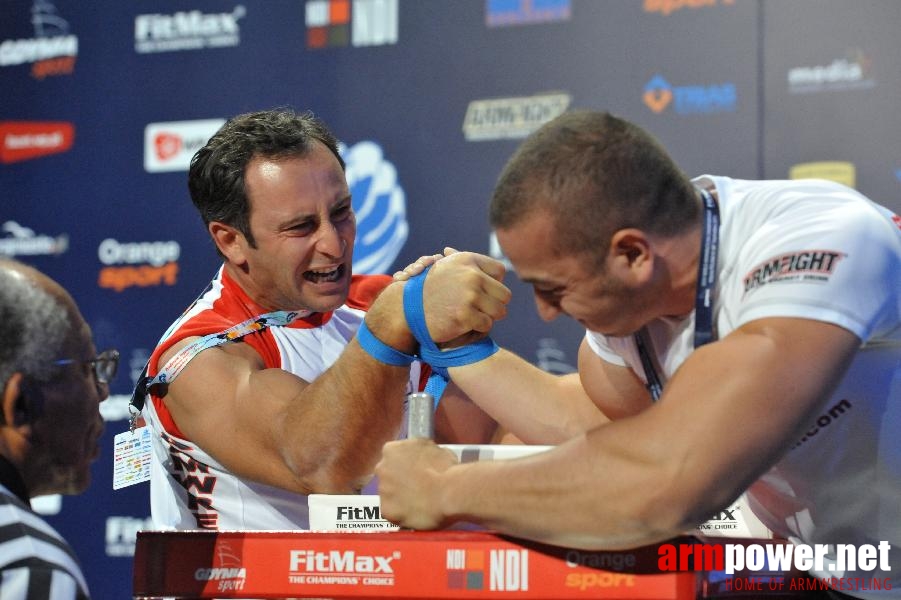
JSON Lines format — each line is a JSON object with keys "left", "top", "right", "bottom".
{"left": 378, "top": 110, "right": 901, "bottom": 599}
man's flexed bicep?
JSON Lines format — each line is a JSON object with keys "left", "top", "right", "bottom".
{"left": 157, "top": 334, "right": 410, "bottom": 495}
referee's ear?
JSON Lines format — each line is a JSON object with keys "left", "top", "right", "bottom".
{"left": 1, "top": 372, "right": 31, "bottom": 429}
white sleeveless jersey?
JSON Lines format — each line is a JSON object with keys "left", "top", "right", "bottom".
{"left": 143, "top": 267, "right": 421, "bottom": 531}
{"left": 587, "top": 176, "right": 901, "bottom": 597}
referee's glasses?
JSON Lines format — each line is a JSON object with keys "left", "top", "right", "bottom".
{"left": 53, "top": 349, "right": 120, "bottom": 385}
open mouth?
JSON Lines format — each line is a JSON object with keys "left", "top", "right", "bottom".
{"left": 303, "top": 264, "right": 345, "bottom": 284}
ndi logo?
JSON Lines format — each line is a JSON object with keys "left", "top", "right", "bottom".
{"left": 643, "top": 75, "right": 736, "bottom": 115}
{"left": 446, "top": 548, "right": 529, "bottom": 591}
{"left": 341, "top": 141, "right": 408, "bottom": 274}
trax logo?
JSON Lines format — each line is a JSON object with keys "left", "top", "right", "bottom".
{"left": 743, "top": 250, "right": 845, "bottom": 292}
{"left": 289, "top": 550, "right": 398, "bottom": 574}
{"left": 0, "top": 121, "right": 74, "bottom": 163}
{"left": 643, "top": 75, "right": 737, "bottom": 115}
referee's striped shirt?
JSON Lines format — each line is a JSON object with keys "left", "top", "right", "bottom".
{"left": 0, "top": 483, "right": 90, "bottom": 600}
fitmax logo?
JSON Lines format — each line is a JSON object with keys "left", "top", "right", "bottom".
{"left": 289, "top": 550, "right": 398, "bottom": 574}
{"left": 643, "top": 75, "right": 736, "bottom": 114}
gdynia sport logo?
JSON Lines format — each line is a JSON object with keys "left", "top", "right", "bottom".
{"left": 658, "top": 540, "right": 892, "bottom": 594}
{"left": 341, "top": 141, "right": 408, "bottom": 274}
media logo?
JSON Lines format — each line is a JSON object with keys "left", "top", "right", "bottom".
{"left": 789, "top": 161, "right": 856, "bottom": 188}
{"left": 643, "top": 0, "right": 734, "bottom": 16}
{"left": 0, "top": 221, "right": 68, "bottom": 257}
{"left": 486, "top": 0, "right": 571, "bottom": 27}
{"left": 0, "top": 121, "right": 74, "bottom": 163}
{"left": 787, "top": 49, "right": 875, "bottom": 94}
{"left": 135, "top": 6, "right": 246, "bottom": 54}
{"left": 341, "top": 140, "right": 408, "bottom": 274}
{"left": 446, "top": 548, "right": 529, "bottom": 591}
{"left": 0, "top": 0, "right": 78, "bottom": 79}
{"left": 144, "top": 119, "right": 225, "bottom": 173}
{"left": 305, "top": 0, "right": 398, "bottom": 49}
{"left": 463, "top": 92, "right": 571, "bottom": 141}
{"left": 643, "top": 75, "right": 737, "bottom": 115}
{"left": 97, "top": 238, "right": 181, "bottom": 292}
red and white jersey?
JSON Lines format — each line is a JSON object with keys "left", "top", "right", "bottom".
{"left": 143, "top": 266, "right": 421, "bottom": 531}
{"left": 587, "top": 176, "right": 901, "bottom": 596}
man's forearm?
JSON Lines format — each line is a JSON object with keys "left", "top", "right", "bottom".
{"left": 447, "top": 350, "right": 604, "bottom": 444}
{"left": 436, "top": 426, "right": 696, "bottom": 549}
{"left": 277, "top": 338, "right": 411, "bottom": 493}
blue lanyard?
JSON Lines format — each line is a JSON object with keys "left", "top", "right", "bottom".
{"left": 636, "top": 188, "right": 720, "bottom": 401}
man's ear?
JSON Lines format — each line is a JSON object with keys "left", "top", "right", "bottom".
{"left": 209, "top": 221, "right": 248, "bottom": 266}
{"left": 2, "top": 373, "right": 31, "bottom": 429}
{"left": 608, "top": 228, "right": 654, "bottom": 283}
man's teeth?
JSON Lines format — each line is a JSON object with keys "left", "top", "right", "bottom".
{"left": 305, "top": 266, "right": 341, "bottom": 282}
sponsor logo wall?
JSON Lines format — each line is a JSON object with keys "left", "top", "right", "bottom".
{"left": 1, "top": 0, "right": 898, "bottom": 597}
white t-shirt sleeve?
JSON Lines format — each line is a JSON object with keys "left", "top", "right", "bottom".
{"left": 584, "top": 330, "right": 629, "bottom": 366}
{"left": 733, "top": 198, "right": 900, "bottom": 342}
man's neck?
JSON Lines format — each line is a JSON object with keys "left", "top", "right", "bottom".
{"left": 0, "top": 454, "right": 30, "bottom": 505}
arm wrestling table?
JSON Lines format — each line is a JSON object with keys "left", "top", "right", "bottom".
{"left": 135, "top": 398, "right": 797, "bottom": 599}
{"left": 133, "top": 530, "right": 810, "bottom": 599}
{"left": 133, "top": 529, "right": 703, "bottom": 599}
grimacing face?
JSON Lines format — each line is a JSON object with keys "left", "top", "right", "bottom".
{"left": 495, "top": 213, "right": 651, "bottom": 337}
{"left": 236, "top": 142, "right": 356, "bottom": 313}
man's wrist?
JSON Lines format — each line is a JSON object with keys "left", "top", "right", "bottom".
{"left": 366, "top": 282, "right": 417, "bottom": 355}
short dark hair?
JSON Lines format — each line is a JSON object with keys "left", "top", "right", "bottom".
{"left": 490, "top": 110, "right": 698, "bottom": 265}
{"left": 188, "top": 108, "right": 345, "bottom": 248}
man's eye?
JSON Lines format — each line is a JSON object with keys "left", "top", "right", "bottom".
{"left": 290, "top": 223, "right": 315, "bottom": 234}
{"left": 536, "top": 287, "right": 563, "bottom": 296}
{"left": 332, "top": 205, "right": 352, "bottom": 221}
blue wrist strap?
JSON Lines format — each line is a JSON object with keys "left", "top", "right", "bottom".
{"left": 403, "top": 266, "right": 500, "bottom": 404}
{"left": 356, "top": 320, "right": 416, "bottom": 366}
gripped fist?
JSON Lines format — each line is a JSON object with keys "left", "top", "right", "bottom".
{"left": 375, "top": 438, "right": 459, "bottom": 531}
{"left": 419, "top": 251, "right": 510, "bottom": 344}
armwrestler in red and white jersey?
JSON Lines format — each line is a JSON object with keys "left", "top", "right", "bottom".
{"left": 141, "top": 109, "right": 510, "bottom": 530}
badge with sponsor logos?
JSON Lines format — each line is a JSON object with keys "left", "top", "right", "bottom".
{"left": 113, "top": 426, "right": 152, "bottom": 490}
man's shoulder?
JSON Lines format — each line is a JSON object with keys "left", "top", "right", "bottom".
{"left": 345, "top": 274, "right": 392, "bottom": 311}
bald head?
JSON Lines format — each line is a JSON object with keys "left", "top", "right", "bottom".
{"left": 0, "top": 259, "right": 74, "bottom": 395}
